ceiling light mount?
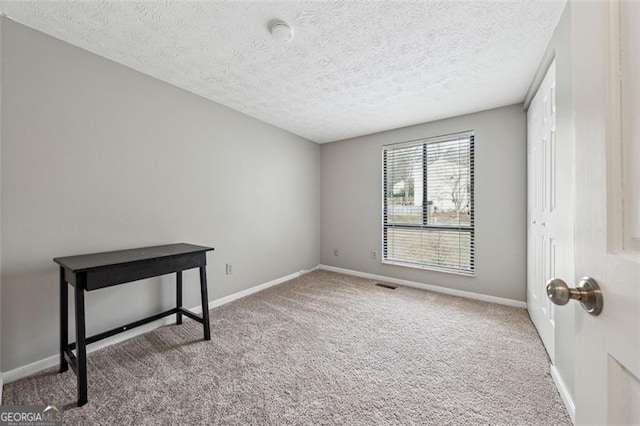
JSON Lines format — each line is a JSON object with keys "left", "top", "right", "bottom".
{"left": 269, "top": 19, "right": 293, "bottom": 43}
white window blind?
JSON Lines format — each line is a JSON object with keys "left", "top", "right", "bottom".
{"left": 382, "top": 131, "right": 475, "bottom": 275}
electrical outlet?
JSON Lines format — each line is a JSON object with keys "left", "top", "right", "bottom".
{"left": 371, "top": 251, "right": 377, "bottom": 260}
{"left": 333, "top": 249, "right": 339, "bottom": 256}
{"left": 225, "top": 263, "right": 233, "bottom": 275}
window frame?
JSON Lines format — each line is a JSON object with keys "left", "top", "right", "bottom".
{"left": 381, "top": 131, "right": 475, "bottom": 276}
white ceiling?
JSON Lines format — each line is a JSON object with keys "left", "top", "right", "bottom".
{"left": 0, "top": 1, "right": 565, "bottom": 143}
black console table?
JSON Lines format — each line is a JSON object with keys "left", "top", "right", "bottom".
{"left": 54, "top": 243, "right": 214, "bottom": 407}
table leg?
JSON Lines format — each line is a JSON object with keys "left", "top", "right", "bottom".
{"left": 176, "top": 271, "right": 183, "bottom": 325}
{"left": 199, "top": 267, "right": 211, "bottom": 341}
{"left": 74, "top": 283, "right": 88, "bottom": 406}
{"left": 59, "top": 267, "right": 68, "bottom": 373}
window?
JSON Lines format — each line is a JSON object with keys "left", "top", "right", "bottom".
{"left": 382, "top": 131, "right": 475, "bottom": 275}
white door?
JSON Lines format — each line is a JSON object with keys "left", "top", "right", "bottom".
{"left": 527, "top": 60, "right": 558, "bottom": 362}
{"left": 562, "top": 2, "right": 640, "bottom": 423}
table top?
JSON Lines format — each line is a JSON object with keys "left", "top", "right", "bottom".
{"left": 54, "top": 243, "right": 214, "bottom": 272}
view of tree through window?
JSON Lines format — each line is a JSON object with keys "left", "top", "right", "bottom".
{"left": 383, "top": 132, "right": 474, "bottom": 274}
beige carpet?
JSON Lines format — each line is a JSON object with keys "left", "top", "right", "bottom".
{"left": 3, "top": 270, "right": 570, "bottom": 425}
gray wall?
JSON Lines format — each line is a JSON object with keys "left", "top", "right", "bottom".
{"left": 320, "top": 104, "right": 527, "bottom": 302}
{"left": 0, "top": 19, "right": 320, "bottom": 372}
{"left": 525, "top": 3, "right": 575, "bottom": 401}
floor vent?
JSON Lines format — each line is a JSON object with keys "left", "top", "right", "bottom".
{"left": 375, "top": 283, "right": 397, "bottom": 290}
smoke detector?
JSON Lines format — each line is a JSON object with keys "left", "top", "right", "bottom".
{"left": 269, "top": 20, "right": 294, "bottom": 43}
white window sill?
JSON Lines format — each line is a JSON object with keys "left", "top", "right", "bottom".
{"left": 381, "top": 259, "right": 476, "bottom": 277}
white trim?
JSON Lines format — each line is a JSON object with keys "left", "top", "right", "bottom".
{"left": 2, "top": 319, "right": 175, "bottom": 384}
{"left": 202, "top": 266, "right": 318, "bottom": 313}
{"left": 382, "top": 130, "right": 474, "bottom": 149}
{"left": 381, "top": 259, "right": 475, "bottom": 277}
{"left": 550, "top": 365, "right": 575, "bottom": 424}
{"left": 2, "top": 266, "right": 318, "bottom": 384}
{"left": 319, "top": 264, "right": 526, "bottom": 308}
{"left": 0, "top": 375, "right": 3, "bottom": 403}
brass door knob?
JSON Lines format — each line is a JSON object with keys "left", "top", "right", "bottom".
{"left": 546, "top": 277, "right": 603, "bottom": 316}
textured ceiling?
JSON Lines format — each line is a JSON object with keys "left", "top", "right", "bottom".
{"left": 0, "top": 1, "right": 565, "bottom": 143}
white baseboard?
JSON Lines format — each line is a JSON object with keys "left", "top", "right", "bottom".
{"left": 551, "top": 365, "right": 575, "bottom": 424}
{"left": 319, "top": 264, "right": 527, "bottom": 308}
{"left": 196, "top": 266, "right": 319, "bottom": 314}
{"left": 2, "top": 266, "right": 317, "bottom": 385}
{"left": 2, "top": 317, "right": 176, "bottom": 384}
